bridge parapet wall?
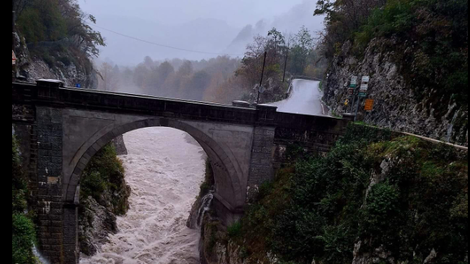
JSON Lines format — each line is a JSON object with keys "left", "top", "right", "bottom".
{"left": 12, "top": 82, "right": 258, "bottom": 126}
{"left": 273, "top": 113, "right": 349, "bottom": 168}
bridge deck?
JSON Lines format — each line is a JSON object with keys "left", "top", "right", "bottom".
{"left": 12, "top": 81, "right": 345, "bottom": 131}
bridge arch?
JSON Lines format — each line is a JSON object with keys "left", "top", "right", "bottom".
{"left": 64, "top": 117, "right": 245, "bottom": 210}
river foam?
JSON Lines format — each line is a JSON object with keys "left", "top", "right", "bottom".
{"left": 80, "top": 127, "right": 205, "bottom": 264}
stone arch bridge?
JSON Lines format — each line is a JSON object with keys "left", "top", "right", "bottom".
{"left": 12, "top": 80, "right": 349, "bottom": 264}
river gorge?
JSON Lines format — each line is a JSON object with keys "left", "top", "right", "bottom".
{"left": 80, "top": 127, "right": 206, "bottom": 264}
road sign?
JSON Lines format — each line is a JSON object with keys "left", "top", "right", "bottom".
{"left": 348, "top": 88, "right": 354, "bottom": 95}
{"left": 365, "top": 99, "right": 374, "bottom": 111}
{"left": 351, "top": 76, "right": 358, "bottom": 85}
{"left": 345, "top": 99, "right": 349, "bottom": 106}
{"left": 360, "top": 84, "right": 368, "bottom": 91}
{"left": 362, "top": 76, "right": 370, "bottom": 83}
{"left": 359, "top": 92, "right": 367, "bottom": 97}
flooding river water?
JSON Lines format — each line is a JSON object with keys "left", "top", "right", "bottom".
{"left": 80, "top": 127, "right": 206, "bottom": 264}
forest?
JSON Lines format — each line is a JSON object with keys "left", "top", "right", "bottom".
{"left": 97, "top": 26, "right": 328, "bottom": 104}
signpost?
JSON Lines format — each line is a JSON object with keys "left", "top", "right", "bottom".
{"left": 354, "top": 75, "right": 370, "bottom": 121}
{"left": 350, "top": 76, "right": 358, "bottom": 87}
{"left": 349, "top": 76, "right": 358, "bottom": 112}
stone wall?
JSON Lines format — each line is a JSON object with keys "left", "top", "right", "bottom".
{"left": 247, "top": 126, "right": 275, "bottom": 201}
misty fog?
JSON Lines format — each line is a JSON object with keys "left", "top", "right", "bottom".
{"left": 79, "top": 0, "right": 325, "bottom": 66}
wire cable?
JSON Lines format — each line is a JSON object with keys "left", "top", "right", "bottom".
{"left": 86, "top": 22, "right": 244, "bottom": 57}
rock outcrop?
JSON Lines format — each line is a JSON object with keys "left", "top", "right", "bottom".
{"left": 77, "top": 143, "right": 131, "bottom": 257}
{"left": 78, "top": 196, "right": 118, "bottom": 256}
{"left": 13, "top": 32, "right": 97, "bottom": 88}
{"left": 111, "top": 135, "right": 128, "bottom": 156}
{"left": 323, "top": 38, "right": 468, "bottom": 146}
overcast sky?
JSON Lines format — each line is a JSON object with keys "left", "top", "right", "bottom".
{"left": 78, "top": 0, "right": 325, "bottom": 66}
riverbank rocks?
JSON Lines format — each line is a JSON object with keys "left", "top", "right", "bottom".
{"left": 111, "top": 134, "right": 128, "bottom": 155}
{"left": 78, "top": 196, "right": 118, "bottom": 256}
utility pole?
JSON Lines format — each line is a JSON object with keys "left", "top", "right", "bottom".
{"left": 256, "top": 51, "right": 268, "bottom": 104}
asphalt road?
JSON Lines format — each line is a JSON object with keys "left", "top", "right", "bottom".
{"left": 266, "top": 79, "right": 329, "bottom": 116}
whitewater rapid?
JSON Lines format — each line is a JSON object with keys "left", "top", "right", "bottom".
{"left": 80, "top": 127, "right": 206, "bottom": 264}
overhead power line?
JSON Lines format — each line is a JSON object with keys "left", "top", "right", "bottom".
{"left": 87, "top": 22, "right": 244, "bottom": 57}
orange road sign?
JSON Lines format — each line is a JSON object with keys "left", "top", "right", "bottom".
{"left": 364, "top": 99, "right": 374, "bottom": 111}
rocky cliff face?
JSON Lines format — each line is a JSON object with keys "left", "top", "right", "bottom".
{"left": 78, "top": 180, "right": 131, "bottom": 257}
{"left": 199, "top": 216, "right": 245, "bottom": 264}
{"left": 199, "top": 214, "right": 281, "bottom": 264}
{"left": 78, "top": 196, "right": 118, "bottom": 256}
{"left": 78, "top": 141, "right": 131, "bottom": 257}
{"left": 111, "top": 135, "right": 128, "bottom": 156}
{"left": 323, "top": 38, "right": 468, "bottom": 146}
{"left": 13, "top": 32, "right": 98, "bottom": 88}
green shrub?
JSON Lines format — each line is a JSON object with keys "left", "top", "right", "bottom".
{"left": 12, "top": 135, "right": 28, "bottom": 213}
{"left": 12, "top": 135, "right": 38, "bottom": 264}
{"left": 12, "top": 214, "right": 37, "bottom": 264}
{"left": 198, "top": 159, "right": 215, "bottom": 198}
{"left": 227, "top": 222, "right": 242, "bottom": 238}
{"left": 362, "top": 182, "right": 400, "bottom": 236}
{"left": 17, "top": 0, "right": 67, "bottom": 44}
{"left": 57, "top": 56, "right": 71, "bottom": 66}
{"left": 228, "top": 124, "right": 468, "bottom": 263}
{"left": 80, "top": 143, "right": 129, "bottom": 215}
